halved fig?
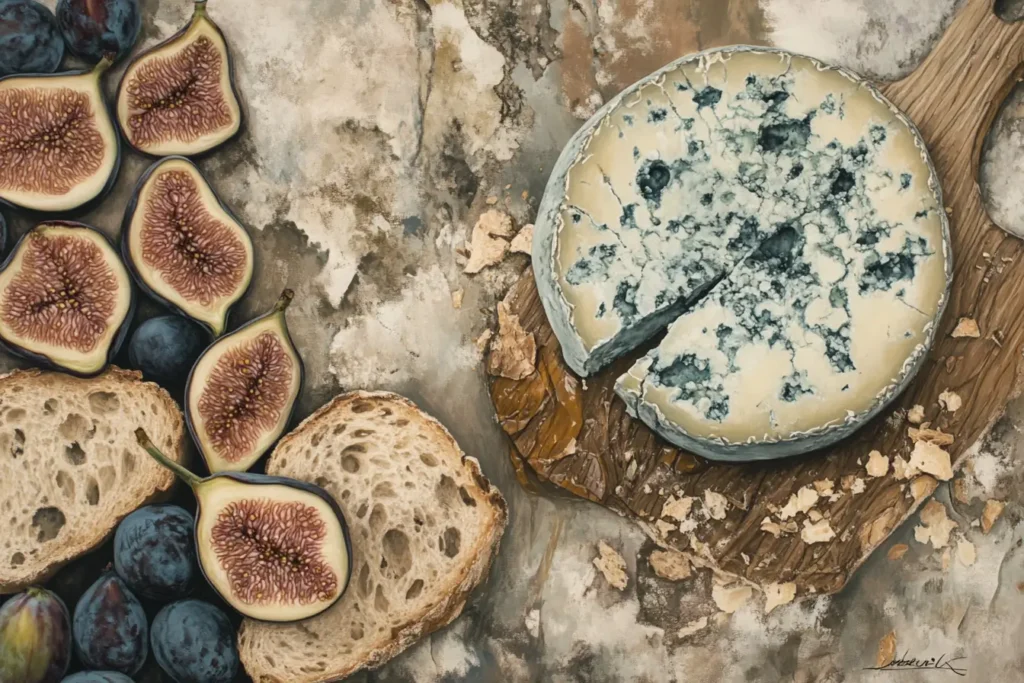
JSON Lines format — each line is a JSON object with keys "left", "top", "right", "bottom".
{"left": 186, "top": 290, "right": 302, "bottom": 473}
{"left": 135, "top": 428, "right": 352, "bottom": 622}
{"left": 122, "top": 156, "right": 253, "bottom": 336}
{"left": 0, "top": 57, "right": 120, "bottom": 213}
{"left": 0, "top": 222, "right": 133, "bottom": 376}
{"left": 115, "top": 0, "right": 241, "bottom": 156}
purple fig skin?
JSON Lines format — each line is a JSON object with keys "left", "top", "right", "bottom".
{"left": 72, "top": 573, "right": 148, "bottom": 675}
{"left": 0, "top": 587, "right": 72, "bottom": 683}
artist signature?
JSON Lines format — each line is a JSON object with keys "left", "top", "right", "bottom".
{"left": 865, "top": 651, "right": 967, "bottom": 676}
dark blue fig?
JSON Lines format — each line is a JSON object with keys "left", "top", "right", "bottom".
{"left": 151, "top": 600, "right": 239, "bottom": 683}
{"left": 0, "top": 0, "right": 63, "bottom": 76}
{"left": 61, "top": 673, "right": 134, "bottom": 683}
{"left": 56, "top": 0, "right": 139, "bottom": 63}
{"left": 72, "top": 572, "right": 148, "bottom": 675}
{"left": 0, "top": 587, "right": 71, "bottom": 683}
{"left": 114, "top": 504, "right": 197, "bottom": 601}
{"left": 128, "top": 316, "right": 209, "bottom": 389}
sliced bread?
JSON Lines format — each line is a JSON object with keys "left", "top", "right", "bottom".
{"left": 238, "top": 391, "right": 507, "bottom": 683}
{"left": 0, "top": 367, "right": 187, "bottom": 593}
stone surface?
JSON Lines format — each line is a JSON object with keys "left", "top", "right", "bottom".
{"left": 11, "top": 0, "right": 1024, "bottom": 681}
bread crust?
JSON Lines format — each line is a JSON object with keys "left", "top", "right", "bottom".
{"left": 238, "top": 390, "right": 508, "bottom": 683}
{"left": 0, "top": 367, "right": 188, "bottom": 593}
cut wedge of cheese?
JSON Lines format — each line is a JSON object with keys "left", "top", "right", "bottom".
{"left": 533, "top": 47, "right": 951, "bottom": 461}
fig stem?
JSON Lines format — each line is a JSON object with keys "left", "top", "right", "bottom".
{"left": 95, "top": 53, "right": 115, "bottom": 74}
{"left": 273, "top": 289, "right": 295, "bottom": 314}
{"left": 135, "top": 428, "right": 203, "bottom": 489}
{"left": 194, "top": 0, "right": 208, "bottom": 17}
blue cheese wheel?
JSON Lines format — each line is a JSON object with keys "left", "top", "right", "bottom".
{"left": 532, "top": 47, "right": 951, "bottom": 461}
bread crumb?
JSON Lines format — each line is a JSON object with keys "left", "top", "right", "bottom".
{"left": 910, "top": 475, "right": 938, "bottom": 503}
{"left": 655, "top": 519, "right": 676, "bottom": 537}
{"left": 914, "top": 500, "right": 958, "bottom": 549}
{"left": 951, "top": 317, "right": 980, "bottom": 338}
{"left": 813, "top": 479, "right": 835, "bottom": 497}
{"left": 801, "top": 519, "right": 835, "bottom": 544}
{"left": 677, "top": 616, "right": 708, "bottom": 639}
{"left": 464, "top": 210, "right": 513, "bottom": 273}
{"left": 510, "top": 224, "right": 534, "bottom": 255}
{"left": 475, "top": 328, "right": 494, "bottom": 352}
{"left": 704, "top": 490, "right": 728, "bottom": 520}
{"left": 866, "top": 450, "right": 889, "bottom": 478}
{"left": 712, "top": 583, "right": 752, "bottom": 614}
{"left": 764, "top": 582, "right": 796, "bottom": 614}
{"left": 907, "top": 404, "right": 925, "bottom": 424}
{"left": 938, "top": 389, "right": 962, "bottom": 412}
{"left": 760, "top": 516, "right": 798, "bottom": 537}
{"left": 887, "top": 544, "right": 909, "bottom": 561}
{"left": 953, "top": 477, "right": 971, "bottom": 505}
{"left": 877, "top": 631, "right": 897, "bottom": 668}
{"left": 807, "top": 509, "right": 824, "bottom": 522}
{"left": 593, "top": 541, "right": 628, "bottom": 590}
{"left": 778, "top": 486, "right": 819, "bottom": 520}
{"left": 485, "top": 195, "right": 498, "bottom": 205}
{"left": 982, "top": 499, "right": 1005, "bottom": 534}
{"left": 956, "top": 539, "right": 976, "bottom": 567}
{"left": 661, "top": 496, "right": 694, "bottom": 522}
{"left": 909, "top": 440, "right": 953, "bottom": 481}
{"left": 487, "top": 302, "right": 537, "bottom": 380}
{"left": 908, "top": 426, "right": 954, "bottom": 446}
{"left": 451, "top": 288, "right": 464, "bottom": 309}
{"left": 850, "top": 477, "right": 866, "bottom": 494}
{"left": 649, "top": 549, "right": 691, "bottom": 581}
{"left": 892, "top": 455, "right": 919, "bottom": 481}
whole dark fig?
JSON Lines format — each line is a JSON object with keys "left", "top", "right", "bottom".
{"left": 61, "top": 673, "right": 134, "bottom": 683}
{"left": 0, "top": 587, "right": 71, "bottom": 683}
{"left": 0, "top": 0, "right": 63, "bottom": 76}
{"left": 128, "top": 316, "right": 209, "bottom": 389}
{"left": 114, "top": 504, "right": 197, "bottom": 601}
{"left": 151, "top": 600, "right": 239, "bottom": 683}
{"left": 72, "top": 572, "right": 148, "bottom": 675}
{"left": 56, "top": 0, "right": 140, "bottom": 63}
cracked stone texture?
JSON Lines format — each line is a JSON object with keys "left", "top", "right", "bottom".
{"left": 5, "top": 0, "right": 1024, "bottom": 681}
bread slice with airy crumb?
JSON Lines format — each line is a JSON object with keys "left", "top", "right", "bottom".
{"left": 237, "top": 391, "right": 507, "bottom": 683}
{"left": 0, "top": 367, "right": 187, "bottom": 593}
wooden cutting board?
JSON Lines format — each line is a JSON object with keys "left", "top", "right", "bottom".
{"left": 488, "top": 0, "right": 1024, "bottom": 596}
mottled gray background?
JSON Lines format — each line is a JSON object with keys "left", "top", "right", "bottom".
{"left": 18, "top": 0, "right": 1024, "bottom": 680}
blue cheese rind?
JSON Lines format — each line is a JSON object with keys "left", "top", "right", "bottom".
{"left": 533, "top": 46, "right": 951, "bottom": 461}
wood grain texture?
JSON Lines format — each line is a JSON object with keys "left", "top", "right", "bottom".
{"left": 489, "top": 0, "right": 1024, "bottom": 596}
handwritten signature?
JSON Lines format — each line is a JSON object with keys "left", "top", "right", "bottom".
{"left": 865, "top": 651, "right": 967, "bottom": 677}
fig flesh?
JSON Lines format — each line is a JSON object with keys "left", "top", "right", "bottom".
{"left": 72, "top": 572, "right": 147, "bottom": 676}
{"left": 128, "top": 315, "right": 208, "bottom": 388}
{"left": 185, "top": 289, "right": 302, "bottom": 473}
{"left": 0, "top": 222, "right": 134, "bottom": 376}
{"left": 113, "top": 504, "right": 197, "bottom": 601}
{"left": 0, "top": 587, "right": 71, "bottom": 683}
{"left": 115, "top": 0, "right": 241, "bottom": 156}
{"left": 0, "top": 57, "right": 120, "bottom": 212}
{"left": 0, "top": 0, "right": 64, "bottom": 77}
{"left": 56, "top": 0, "right": 141, "bottom": 64}
{"left": 151, "top": 600, "right": 239, "bottom": 683}
{"left": 122, "top": 156, "right": 253, "bottom": 336}
{"left": 136, "top": 428, "right": 353, "bottom": 622}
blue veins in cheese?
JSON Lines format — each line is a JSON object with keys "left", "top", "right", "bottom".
{"left": 532, "top": 47, "right": 951, "bottom": 460}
